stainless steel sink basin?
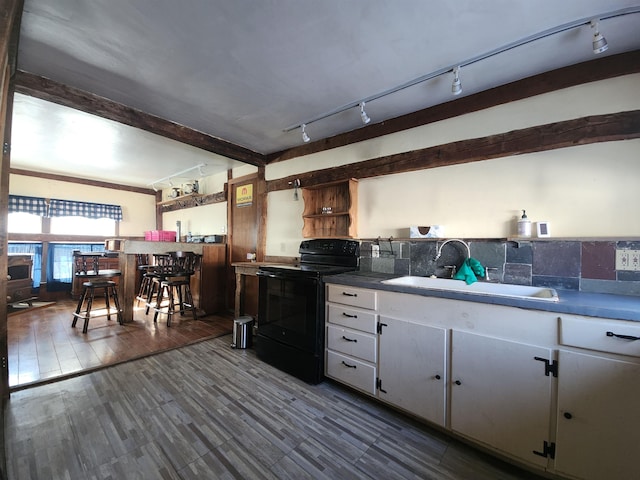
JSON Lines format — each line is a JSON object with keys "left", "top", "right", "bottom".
{"left": 381, "top": 276, "right": 559, "bottom": 302}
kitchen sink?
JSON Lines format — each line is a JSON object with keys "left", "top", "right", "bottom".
{"left": 381, "top": 276, "right": 559, "bottom": 302}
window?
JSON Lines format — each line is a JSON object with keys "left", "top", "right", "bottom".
{"left": 46, "top": 243, "right": 105, "bottom": 291}
{"left": 8, "top": 212, "right": 42, "bottom": 234}
{"left": 49, "top": 216, "right": 116, "bottom": 236}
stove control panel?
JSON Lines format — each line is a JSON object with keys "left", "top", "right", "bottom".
{"left": 300, "top": 239, "right": 360, "bottom": 257}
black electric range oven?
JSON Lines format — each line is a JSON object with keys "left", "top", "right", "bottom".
{"left": 256, "top": 239, "right": 359, "bottom": 384}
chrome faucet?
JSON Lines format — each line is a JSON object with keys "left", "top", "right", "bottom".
{"left": 434, "top": 239, "right": 471, "bottom": 261}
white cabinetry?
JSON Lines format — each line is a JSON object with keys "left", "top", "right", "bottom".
{"left": 325, "top": 285, "right": 378, "bottom": 395}
{"left": 325, "top": 281, "right": 640, "bottom": 480}
{"left": 450, "top": 330, "right": 553, "bottom": 468}
{"left": 555, "top": 315, "right": 640, "bottom": 480}
{"left": 378, "top": 317, "right": 447, "bottom": 426}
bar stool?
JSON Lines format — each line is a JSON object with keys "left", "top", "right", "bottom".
{"left": 143, "top": 253, "right": 173, "bottom": 314}
{"left": 153, "top": 252, "right": 198, "bottom": 326}
{"left": 72, "top": 280, "right": 123, "bottom": 333}
{"left": 135, "top": 254, "right": 156, "bottom": 308}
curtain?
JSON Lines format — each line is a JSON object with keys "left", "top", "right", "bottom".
{"left": 7, "top": 243, "right": 42, "bottom": 288}
{"left": 8, "top": 195, "right": 47, "bottom": 216}
{"left": 46, "top": 243, "right": 106, "bottom": 291}
{"left": 48, "top": 199, "right": 123, "bottom": 221}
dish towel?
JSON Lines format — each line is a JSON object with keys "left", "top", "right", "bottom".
{"left": 453, "top": 258, "right": 485, "bottom": 285}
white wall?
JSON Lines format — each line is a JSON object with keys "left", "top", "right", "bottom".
{"left": 9, "top": 174, "right": 156, "bottom": 236}
{"left": 265, "top": 74, "right": 640, "bottom": 257}
{"left": 161, "top": 170, "right": 230, "bottom": 238}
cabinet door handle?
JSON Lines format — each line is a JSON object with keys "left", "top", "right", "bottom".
{"left": 341, "top": 361, "right": 357, "bottom": 369}
{"left": 342, "top": 312, "right": 358, "bottom": 318}
{"left": 606, "top": 331, "right": 640, "bottom": 341}
{"left": 563, "top": 412, "right": 573, "bottom": 420}
{"left": 435, "top": 375, "right": 441, "bottom": 380}
{"left": 454, "top": 380, "right": 462, "bottom": 386}
{"left": 342, "top": 336, "right": 358, "bottom": 343}
{"left": 342, "top": 292, "right": 357, "bottom": 297}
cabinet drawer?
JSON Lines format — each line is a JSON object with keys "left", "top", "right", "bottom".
{"left": 8, "top": 286, "right": 33, "bottom": 303}
{"left": 560, "top": 315, "right": 640, "bottom": 357}
{"left": 327, "top": 325, "right": 377, "bottom": 363}
{"left": 327, "top": 284, "right": 377, "bottom": 310}
{"left": 326, "top": 350, "right": 377, "bottom": 395}
{"left": 326, "top": 303, "right": 378, "bottom": 334}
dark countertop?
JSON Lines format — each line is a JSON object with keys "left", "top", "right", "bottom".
{"left": 325, "top": 272, "right": 640, "bottom": 322}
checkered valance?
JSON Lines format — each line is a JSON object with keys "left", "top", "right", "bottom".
{"left": 8, "top": 195, "right": 48, "bottom": 216}
{"left": 48, "top": 199, "right": 123, "bottom": 221}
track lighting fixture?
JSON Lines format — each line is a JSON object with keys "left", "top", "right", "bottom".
{"left": 283, "top": 7, "right": 635, "bottom": 140}
{"left": 147, "top": 163, "right": 207, "bottom": 189}
{"left": 359, "top": 102, "right": 371, "bottom": 124}
{"left": 451, "top": 66, "right": 462, "bottom": 96}
{"left": 301, "top": 124, "right": 310, "bottom": 143}
{"left": 590, "top": 20, "right": 608, "bottom": 54}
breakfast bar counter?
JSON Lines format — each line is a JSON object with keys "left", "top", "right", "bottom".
{"left": 115, "top": 240, "right": 226, "bottom": 322}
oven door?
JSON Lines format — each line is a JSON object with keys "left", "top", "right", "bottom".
{"left": 257, "top": 270, "right": 323, "bottom": 354}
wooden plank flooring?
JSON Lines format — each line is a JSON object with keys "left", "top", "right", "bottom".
{"left": 5, "top": 335, "right": 547, "bottom": 479}
{"left": 8, "top": 298, "right": 233, "bottom": 389}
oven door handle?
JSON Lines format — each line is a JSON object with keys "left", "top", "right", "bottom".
{"left": 256, "top": 271, "right": 284, "bottom": 279}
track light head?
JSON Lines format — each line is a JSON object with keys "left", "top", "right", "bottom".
{"left": 301, "top": 124, "right": 310, "bottom": 143}
{"left": 590, "top": 20, "right": 608, "bottom": 54}
{"left": 359, "top": 102, "right": 371, "bottom": 124}
{"left": 451, "top": 66, "right": 462, "bottom": 96}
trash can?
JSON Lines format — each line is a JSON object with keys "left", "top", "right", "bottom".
{"left": 231, "top": 316, "right": 254, "bottom": 349}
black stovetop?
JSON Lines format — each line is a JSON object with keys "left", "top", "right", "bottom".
{"left": 258, "top": 239, "right": 360, "bottom": 277}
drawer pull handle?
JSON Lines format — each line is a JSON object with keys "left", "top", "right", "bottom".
{"left": 341, "top": 361, "right": 357, "bottom": 369}
{"left": 342, "top": 312, "right": 358, "bottom": 318}
{"left": 342, "top": 292, "right": 357, "bottom": 297}
{"left": 606, "top": 331, "right": 640, "bottom": 341}
{"left": 342, "top": 335, "right": 358, "bottom": 343}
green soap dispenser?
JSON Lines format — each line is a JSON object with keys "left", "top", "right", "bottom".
{"left": 517, "top": 210, "right": 532, "bottom": 238}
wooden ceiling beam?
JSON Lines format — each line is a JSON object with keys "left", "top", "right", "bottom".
{"left": 267, "top": 110, "right": 640, "bottom": 192}
{"left": 267, "top": 50, "right": 640, "bottom": 164}
{"left": 9, "top": 168, "right": 155, "bottom": 195}
{"left": 14, "top": 71, "right": 267, "bottom": 167}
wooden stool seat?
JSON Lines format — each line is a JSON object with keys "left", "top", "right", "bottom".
{"left": 153, "top": 276, "right": 197, "bottom": 326}
{"left": 72, "top": 280, "right": 123, "bottom": 333}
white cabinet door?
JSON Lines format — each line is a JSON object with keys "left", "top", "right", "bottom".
{"left": 555, "top": 350, "right": 640, "bottom": 480}
{"left": 378, "top": 316, "right": 447, "bottom": 427}
{"left": 451, "top": 330, "right": 553, "bottom": 468}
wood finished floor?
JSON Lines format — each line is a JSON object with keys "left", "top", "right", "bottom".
{"left": 5, "top": 335, "right": 547, "bottom": 480}
{"left": 8, "top": 298, "right": 234, "bottom": 389}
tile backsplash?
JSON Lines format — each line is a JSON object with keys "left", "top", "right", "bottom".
{"left": 358, "top": 239, "right": 640, "bottom": 296}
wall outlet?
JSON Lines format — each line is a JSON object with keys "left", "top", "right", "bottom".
{"left": 372, "top": 244, "right": 380, "bottom": 258}
{"left": 616, "top": 249, "right": 640, "bottom": 271}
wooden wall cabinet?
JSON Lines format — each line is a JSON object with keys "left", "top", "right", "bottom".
{"left": 302, "top": 179, "right": 358, "bottom": 238}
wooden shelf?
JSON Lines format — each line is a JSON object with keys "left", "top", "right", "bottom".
{"left": 157, "top": 191, "right": 226, "bottom": 212}
{"left": 302, "top": 179, "right": 357, "bottom": 238}
{"left": 157, "top": 193, "right": 203, "bottom": 206}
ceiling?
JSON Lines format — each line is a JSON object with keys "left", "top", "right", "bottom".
{"left": 10, "top": 1, "right": 640, "bottom": 189}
